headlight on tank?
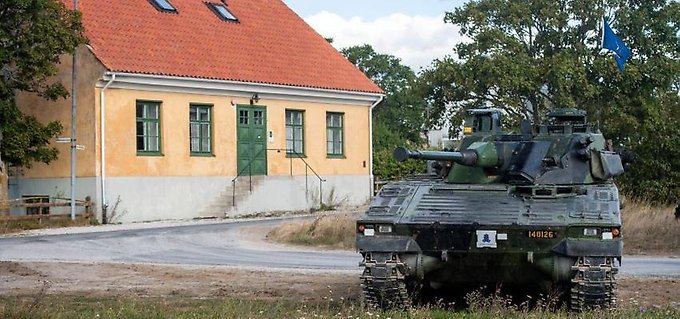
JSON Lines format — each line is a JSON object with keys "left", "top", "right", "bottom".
{"left": 580, "top": 227, "right": 621, "bottom": 240}
{"left": 357, "top": 224, "right": 393, "bottom": 236}
{"left": 358, "top": 224, "right": 372, "bottom": 235}
{"left": 378, "top": 225, "right": 393, "bottom": 233}
{"left": 602, "top": 227, "right": 621, "bottom": 240}
{"left": 583, "top": 228, "right": 598, "bottom": 236}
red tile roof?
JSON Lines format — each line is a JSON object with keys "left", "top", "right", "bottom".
{"left": 65, "top": 0, "right": 383, "bottom": 94}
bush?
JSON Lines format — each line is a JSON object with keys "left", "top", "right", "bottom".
{"left": 373, "top": 147, "right": 426, "bottom": 181}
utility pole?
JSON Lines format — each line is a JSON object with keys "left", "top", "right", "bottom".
{"left": 70, "top": 0, "right": 79, "bottom": 220}
{"left": 0, "top": 130, "right": 7, "bottom": 216}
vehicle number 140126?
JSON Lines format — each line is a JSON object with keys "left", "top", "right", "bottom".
{"left": 527, "top": 230, "right": 556, "bottom": 239}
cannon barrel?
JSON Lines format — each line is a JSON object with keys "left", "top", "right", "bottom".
{"left": 393, "top": 147, "right": 478, "bottom": 166}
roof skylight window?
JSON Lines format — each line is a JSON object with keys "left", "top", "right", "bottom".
{"left": 150, "top": 0, "right": 177, "bottom": 12}
{"left": 207, "top": 2, "right": 238, "bottom": 22}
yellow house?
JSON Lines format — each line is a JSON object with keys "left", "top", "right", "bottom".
{"left": 11, "top": 0, "right": 383, "bottom": 222}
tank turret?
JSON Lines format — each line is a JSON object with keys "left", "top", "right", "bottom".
{"left": 393, "top": 107, "right": 626, "bottom": 185}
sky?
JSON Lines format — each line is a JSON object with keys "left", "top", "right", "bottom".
{"left": 282, "top": 0, "right": 468, "bottom": 71}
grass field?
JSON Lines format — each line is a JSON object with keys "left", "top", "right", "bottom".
{"left": 1, "top": 294, "right": 678, "bottom": 319}
{"left": 620, "top": 200, "right": 679, "bottom": 255}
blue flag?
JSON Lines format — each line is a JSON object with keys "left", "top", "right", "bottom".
{"left": 602, "top": 18, "right": 632, "bottom": 72}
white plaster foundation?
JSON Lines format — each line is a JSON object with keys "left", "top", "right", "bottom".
{"left": 12, "top": 175, "right": 371, "bottom": 223}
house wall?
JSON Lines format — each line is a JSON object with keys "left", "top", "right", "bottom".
{"left": 10, "top": 48, "right": 105, "bottom": 214}
{"left": 231, "top": 175, "right": 371, "bottom": 214}
{"left": 100, "top": 88, "right": 371, "bottom": 177}
{"left": 94, "top": 87, "right": 372, "bottom": 221}
{"left": 103, "top": 174, "right": 370, "bottom": 223}
{"left": 12, "top": 49, "right": 376, "bottom": 222}
{"left": 15, "top": 47, "right": 105, "bottom": 179}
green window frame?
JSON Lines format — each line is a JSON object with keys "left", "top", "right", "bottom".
{"left": 326, "top": 112, "right": 344, "bottom": 157}
{"left": 190, "top": 104, "right": 213, "bottom": 155}
{"left": 136, "top": 100, "right": 161, "bottom": 155}
{"left": 285, "top": 109, "right": 304, "bottom": 156}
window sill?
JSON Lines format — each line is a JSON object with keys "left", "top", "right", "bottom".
{"left": 286, "top": 153, "right": 307, "bottom": 158}
{"left": 137, "top": 151, "right": 163, "bottom": 157}
{"left": 191, "top": 152, "right": 215, "bottom": 157}
{"left": 327, "top": 154, "right": 345, "bottom": 159}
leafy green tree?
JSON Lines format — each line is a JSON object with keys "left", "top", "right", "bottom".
{"left": 342, "top": 44, "right": 428, "bottom": 148}
{"left": 419, "top": 0, "right": 680, "bottom": 201}
{"left": 0, "top": 0, "right": 85, "bottom": 168}
{"left": 342, "top": 45, "right": 427, "bottom": 179}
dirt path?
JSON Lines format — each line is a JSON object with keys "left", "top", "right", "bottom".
{"left": 1, "top": 261, "right": 678, "bottom": 308}
{"left": 0, "top": 261, "right": 359, "bottom": 302}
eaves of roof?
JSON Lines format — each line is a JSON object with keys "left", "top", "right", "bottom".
{"left": 99, "top": 72, "right": 384, "bottom": 106}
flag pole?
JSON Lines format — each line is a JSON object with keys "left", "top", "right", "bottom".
{"left": 601, "top": 16, "right": 605, "bottom": 49}
{"left": 597, "top": 16, "right": 605, "bottom": 130}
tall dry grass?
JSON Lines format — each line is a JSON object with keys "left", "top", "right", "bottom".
{"left": 1, "top": 216, "right": 94, "bottom": 235}
{"left": 266, "top": 213, "right": 357, "bottom": 250}
{"left": 621, "top": 200, "right": 679, "bottom": 255}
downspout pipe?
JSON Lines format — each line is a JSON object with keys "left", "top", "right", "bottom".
{"left": 368, "top": 95, "right": 384, "bottom": 198}
{"left": 100, "top": 73, "right": 116, "bottom": 221}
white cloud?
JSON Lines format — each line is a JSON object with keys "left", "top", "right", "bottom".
{"left": 304, "top": 11, "right": 466, "bottom": 71}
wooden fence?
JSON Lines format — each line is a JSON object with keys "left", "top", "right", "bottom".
{"left": 0, "top": 196, "right": 94, "bottom": 222}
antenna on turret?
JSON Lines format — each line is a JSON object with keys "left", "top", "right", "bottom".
{"left": 521, "top": 98, "right": 533, "bottom": 135}
{"left": 596, "top": 77, "right": 604, "bottom": 130}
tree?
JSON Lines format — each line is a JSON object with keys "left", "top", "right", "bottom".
{"left": 0, "top": 0, "right": 85, "bottom": 168}
{"left": 342, "top": 44, "right": 428, "bottom": 148}
{"left": 341, "top": 45, "right": 428, "bottom": 179}
{"left": 418, "top": 0, "right": 680, "bottom": 201}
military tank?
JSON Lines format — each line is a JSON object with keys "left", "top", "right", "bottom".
{"left": 357, "top": 108, "right": 627, "bottom": 311}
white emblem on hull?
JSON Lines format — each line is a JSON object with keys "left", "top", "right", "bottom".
{"left": 476, "top": 230, "right": 498, "bottom": 248}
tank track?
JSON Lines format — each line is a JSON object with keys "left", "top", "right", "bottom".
{"left": 360, "top": 252, "right": 412, "bottom": 310}
{"left": 570, "top": 256, "right": 618, "bottom": 311}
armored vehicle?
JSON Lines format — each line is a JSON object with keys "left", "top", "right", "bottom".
{"left": 357, "top": 108, "right": 626, "bottom": 311}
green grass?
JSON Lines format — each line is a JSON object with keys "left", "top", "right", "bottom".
{"left": 1, "top": 295, "right": 678, "bottom": 319}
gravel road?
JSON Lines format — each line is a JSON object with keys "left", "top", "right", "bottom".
{"left": 0, "top": 217, "right": 677, "bottom": 277}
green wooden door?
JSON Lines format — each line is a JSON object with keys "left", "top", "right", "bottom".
{"left": 237, "top": 105, "right": 267, "bottom": 176}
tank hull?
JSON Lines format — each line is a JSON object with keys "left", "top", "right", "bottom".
{"left": 357, "top": 180, "right": 622, "bottom": 310}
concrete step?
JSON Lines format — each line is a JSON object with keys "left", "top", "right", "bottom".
{"left": 199, "top": 176, "right": 265, "bottom": 217}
